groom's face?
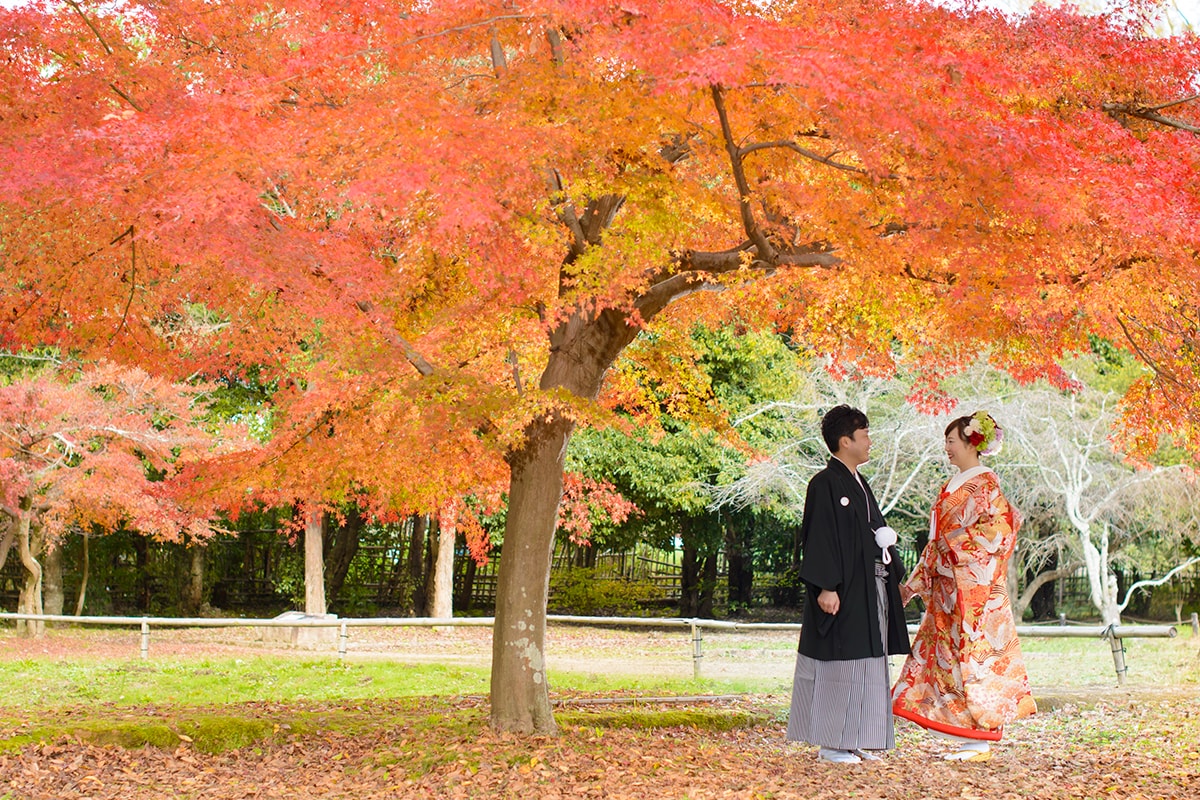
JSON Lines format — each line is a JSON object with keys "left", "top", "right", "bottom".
{"left": 838, "top": 426, "right": 871, "bottom": 467}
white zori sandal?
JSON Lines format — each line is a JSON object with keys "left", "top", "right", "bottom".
{"left": 943, "top": 741, "right": 992, "bottom": 762}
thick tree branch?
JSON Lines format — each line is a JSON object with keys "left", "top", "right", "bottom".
{"left": 711, "top": 85, "right": 774, "bottom": 259}
{"left": 554, "top": 190, "right": 625, "bottom": 296}
{"left": 636, "top": 244, "right": 840, "bottom": 321}
{"left": 489, "top": 28, "right": 507, "bottom": 77}
{"left": 1016, "top": 561, "right": 1084, "bottom": 613}
{"left": 1103, "top": 100, "right": 1200, "bottom": 135}
{"left": 0, "top": 517, "right": 13, "bottom": 573}
{"left": 545, "top": 28, "right": 564, "bottom": 66}
{"left": 634, "top": 273, "right": 715, "bottom": 321}
{"left": 507, "top": 348, "right": 523, "bottom": 395}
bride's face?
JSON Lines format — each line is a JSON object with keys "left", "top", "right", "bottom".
{"left": 945, "top": 428, "right": 979, "bottom": 470}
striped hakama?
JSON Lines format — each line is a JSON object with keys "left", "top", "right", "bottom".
{"left": 786, "top": 565, "right": 894, "bottom": 750}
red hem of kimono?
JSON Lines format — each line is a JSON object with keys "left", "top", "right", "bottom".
{"left": 892, "top": 703, "right": 1003, "bottom": 741}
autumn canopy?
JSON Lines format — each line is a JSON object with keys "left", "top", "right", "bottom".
{"left": 1, "top": 0, "right": 1198, "bottom": 731}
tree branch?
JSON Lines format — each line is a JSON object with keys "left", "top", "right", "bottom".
{"left": 353, "top": 300, "right": 436, "bottom": 377}
{"left": 108, "top": 83, "right": 144, "bottom": 113}
{"left": 109, "top": 225, "right": 136, "bottom": 346}
{"left": 1145, "top": 94, "right": 1200, "bottom": 112}
{"left": 0, "top": 517, "right": 13, "bottom": 573}
{"left": 1115, "top": 314, "right": 1187, "bottom": 390}
{"left": 634, "top": 272, "right": 715, "bottom": 321}
{"left": 740, "top": 140, "right": 868, "bottom": 175}
{"left": 1016, "top": 561, "right": 1084, "bottom": 614}
{"left": 1118, "top": 555, "right": 1200, "bottom": 612}
{"left": 545, "top": 28, "right": 564, "bottom": 66}
{"left": 710, "top": 85, "right": 774, "bottom": 259}
{"left": 402, "top": 14, "right": 535, "bottom": 46}
{"left": 65, "top": 0, "right": 113, "bottom": 55}
{"left": 1102, "top": 100, "right": 1200, "bottom": 135}
{"left": 489, "top": 28, "right": 507, "bottom": 77}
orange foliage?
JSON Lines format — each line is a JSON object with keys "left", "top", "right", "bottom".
{"left": 1, "top": 0, "right": 1199, "bottom": 481}
{"left": 559, "top": 473, "right": 640, "bottom": 547}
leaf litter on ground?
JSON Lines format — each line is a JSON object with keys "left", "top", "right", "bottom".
{"left": 2, "top": 692, "right": 1198, "bottom": 799}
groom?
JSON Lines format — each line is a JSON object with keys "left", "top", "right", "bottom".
{"left": 786, "top": 404, "right": 910, "bottom": 763}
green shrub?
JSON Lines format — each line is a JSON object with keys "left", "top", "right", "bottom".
{"left": 548, "top": 567, "right": 666, "bottom": 616}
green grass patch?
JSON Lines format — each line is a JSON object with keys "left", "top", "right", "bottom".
{"left": 0, "top": 711, "right": 286, "bottom": 754}
{"left": 549, "top": 667, "right": 776, "bottom": 696}
{"left": 0, "top": 651, "right": 769, "bottom": 713}
{"left": 557, "top": 706, "right": 770, "bottom": 731}
{"left": 1018, "top": 631, "right": 1200, "bottom": 689}
{"left": 0, "top": 656, "right": 492, "bottom": 709}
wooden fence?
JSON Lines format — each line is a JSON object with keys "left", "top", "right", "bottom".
{"left": 0, "top": 611, "right": 1185, "bottom": 685}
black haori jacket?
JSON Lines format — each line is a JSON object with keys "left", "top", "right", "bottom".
{"left": 797, "top": 458, "right": 911, "bottom": 661}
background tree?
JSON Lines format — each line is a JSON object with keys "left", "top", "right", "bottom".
{"left": 0, "top": 362, "right": 248, "bottom": 635}
{"left": 998, "top": 363, "right": 1200, "bottom": 625}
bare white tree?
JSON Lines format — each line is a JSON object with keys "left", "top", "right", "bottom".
{"left": 710, "top": 360, "right": 950, "bottom": 532}
{"left": 998, "top": 382, "right": 1198, "bottom": 625}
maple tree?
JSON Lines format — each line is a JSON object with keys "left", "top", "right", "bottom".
{"left": 0, "top": 361, "right": 248, "bottom": 635}
{"left": 3, "top": 0, "right": 1200, "bottom": 732}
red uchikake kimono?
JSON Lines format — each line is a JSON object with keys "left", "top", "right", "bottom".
{"left": 892, "top": 466, "right": 1037, "bottom": 741}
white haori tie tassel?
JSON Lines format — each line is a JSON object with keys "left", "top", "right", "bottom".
{"left": 874, "top": 526, "right": 898, "bottom": 564}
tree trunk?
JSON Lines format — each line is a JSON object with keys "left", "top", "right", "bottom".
{"left": 0, "top": 514, "right": 15, "bottom": 572}
{"left": 15, "top": 499, "right": 43, "bottom": 637}
{"left": 487, "top": 236, "right": 659, "bottom": 732}
{"left": 180, "top": 543, "right": 204, "bottom": 616}
{"left": 680, "top": 537, "right": 700, "bottom": 617}
{"left": 75, "top": 531, "right": 90, "bottom": 616}
{"left": 457, "top": 556, "right": 478, "bottom": 612}
{"left": 422, "top": 517, "right": 437, "bottom": 616}
{"left": 1078, "top": 519, "right": 1121, "bottom": 625}
{"left": 43, "top": 540, "right": 64, "bottom": 618}
{"left": 430, "top": 506, "right": 457, "bottom": 619}
{"left": 304, "top": 511, "right": 327, "bottom": 616}
{"left": 698, "top": 551, "right": 719, "bottom": 619}
{"left": 133, "top": 536, "right": 151, "bottom": 612}
{"left": 1022, "top": 552, "right": 1063, "bottom": 621}
{"left": 490, "top": 414, "right": 573, "bottom": 735}
{"left": 725, "top": 519, "right": 753, "bottom": 612}
{"left": 406, "top": 514, "right": 428, "bottom": 614}
{"left": 325, "top": 506, "right": 363, "bottom": 607}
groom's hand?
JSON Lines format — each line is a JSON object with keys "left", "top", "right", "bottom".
{"left": 817, "top": 589, "right": 840, "bottom": 615}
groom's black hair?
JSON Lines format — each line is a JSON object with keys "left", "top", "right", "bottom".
{"left": 821, "top": 404, "right": 868, "bottom": 454}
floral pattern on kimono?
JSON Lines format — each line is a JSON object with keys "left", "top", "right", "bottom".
{"left": 892, "top": 467, "right": 1036, "bottom": 740}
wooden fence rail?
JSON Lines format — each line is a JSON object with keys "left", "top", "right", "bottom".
{"left": 1, "top": 612, "right": 1182, "bottom": 684}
